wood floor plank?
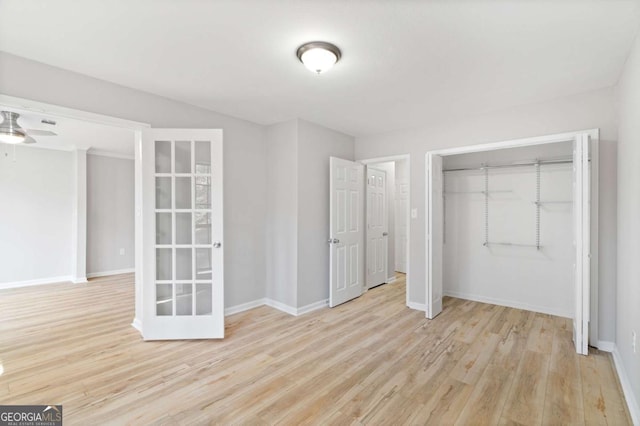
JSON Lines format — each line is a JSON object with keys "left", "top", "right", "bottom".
{"left": 501, "top": 350, "right": 550, "bottom": 425}
{"left": 0, "top": 272, "right": 632, "bottom": 425}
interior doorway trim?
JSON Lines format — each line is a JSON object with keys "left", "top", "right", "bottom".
{"left": 425, "top": 129, "right": 600, "bottom": 346}
{"left": 358, "top": 154, "right": 412, "bottom": 309}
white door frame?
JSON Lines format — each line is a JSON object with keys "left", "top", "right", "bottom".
{"left": 359, "top": 154, "right": 412, "bottom": 309}
{"left": 425, "top": 129, "right": 599, "bottom": 346}
{"left": 0, "top": 94, "right": 152, "bottom": 334}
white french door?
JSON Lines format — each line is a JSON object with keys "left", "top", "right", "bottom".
{"left": 426, "top": 153, "right": 444, "bottom": 319}
{"left": 141, "top": 129, "right": 224, "bottom": 340}
{"left": 366, "top": 167, "right": 388, "bottom": 288}
{"left": 573, "top": 134, "right": 590, "bottom": 355}
{"left": 329, "top": 157, "right": 364, "bottom": 307}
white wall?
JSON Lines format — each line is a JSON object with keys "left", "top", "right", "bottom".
{"left": 615, "top": 29, "right": 640, "bottom": 420}
{"left": 265, "top": 120, "right": 298, "bottom": 307}
{"left": 87, "top": 154, "right": 135, "bottom": 275}
{"left": 355, "top": 87, "right": 618, "bottom": 342}
{"left": 296, "top": 119, "right": 354, "bottom": 307}
{"left": 444, "top": 157, "right": 573, "bottom": 318}
{"left": 0, "top": 52, "right": 267, "bottom": 308}
{"left": 369, "top": 161, "right": 396, "bottom": 279}
{"left": 0, "top": 145, "right": 72, "bottom": 284}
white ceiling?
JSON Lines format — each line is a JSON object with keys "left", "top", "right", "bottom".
{"left": 0, "top": 105, "right": 134, "bottom": 156}
{"left": 1, "top": 1, "right": 639, "bottom": 137}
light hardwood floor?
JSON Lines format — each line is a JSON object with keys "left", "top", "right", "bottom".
{"left": 0, "top": 273, "right": 631, "bottom": 425}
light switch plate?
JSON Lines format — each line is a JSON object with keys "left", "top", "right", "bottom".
{"left": 411, "top": 208, "right": 418, "bottom": 219}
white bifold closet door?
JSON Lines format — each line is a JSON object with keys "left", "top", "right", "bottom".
{"left": 329, "top": 157, "right": 365, "bottom": 307}
{"left": 141, "top": 128, "right": 224, "bottom": 340}
{"left": 426, "top": 153, "right": 444, "bottom": 319}
{"left": 573, "top": 134, "right": 590, "bottom": 355}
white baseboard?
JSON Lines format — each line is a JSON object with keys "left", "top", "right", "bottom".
{"left": 224, "top": 298, "right": 266, "bottom": 316}
{"left": 265, "top": 298, "right": 298, "bottom": 316}
{"left": 72, "top": 277, "right": 88, "bottom": 284}
{"left": 596, "top": 340, "right": 615, "bottom": 352}
{"left": 131, "top": 317, "right": 142, "bottom": 333}
{"left": 612, "top": 345, "right": 640, "bottom": 425}
{"left": 386, "top": 276, "right": 397, "bottom": 284}
{"left": 443, "top": 290, "right": 572, "bottom": 319}
{"left": 87, "top": 268, "right": 135, "bottom": 278}
{"left": 264, "top": 298, "right": 328, "bottom": 316}
{"left": 297, "top": 299, "right": 329, "bottom": 315}
{"left": 0, "top": 275, "right": 72, "bottom": 290}
{"left": 407, "top": 301, "right": 426, "bottom": 311}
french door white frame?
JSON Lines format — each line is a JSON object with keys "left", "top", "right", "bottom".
{"left": 359, "top": 155, "right": 412, "bottom": 309}
{"left": 425, "top": 129, "right": 600, "bottom": 349}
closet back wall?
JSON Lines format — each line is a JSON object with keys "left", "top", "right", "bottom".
{"left": 443, "top": 163, "right": 573, "bottom": 317}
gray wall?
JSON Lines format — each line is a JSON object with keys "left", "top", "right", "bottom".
{"left": 87, "top": 154, "right": 135, "bottom": 275}
{"left": 355, "top": 87, "right": 618, "bottom": 342}
{"left": 265, "top": 120, "right": 298, "bottom": 307}
{"left": 615, "top": 29, "right": 640, "bottom": 416}
{"left": 0, "top": 51, "right": 267, "bottom": 308}
{"left": 297, "top": 119, "right": 354, "bottom": 307}
{"left": 0, "top": 145, "right": 73, "bottom": 283}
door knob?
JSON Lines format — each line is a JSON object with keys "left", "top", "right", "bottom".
{"left": 382, "top": 232, "right": 388, "bottom": 236}
{"left": 213, "top": 241, "right": 222, "bottom": 248}
{"left": 327, "top": 238, "right": 340, "bottom": 244}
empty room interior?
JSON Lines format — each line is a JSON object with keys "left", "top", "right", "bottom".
{"left": 1, "top": 1, "right": 640, "bottom": 424}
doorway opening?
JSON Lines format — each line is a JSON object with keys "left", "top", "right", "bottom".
{"left": 364, "top": 158, "right": 409, "bottom": 292}
{"left": 328, "top": 154, "right": 411, "bottom": 309}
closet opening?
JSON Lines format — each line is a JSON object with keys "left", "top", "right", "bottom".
{"left": 426, "top": 130, "right": 598, "bottom": 355}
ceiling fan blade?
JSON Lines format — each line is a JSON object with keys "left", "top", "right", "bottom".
{"left": 23, "top": 136, "right": 37, "bottom": 144}
{"left": 25, "top": 129, "right": 57, "bottom": 136}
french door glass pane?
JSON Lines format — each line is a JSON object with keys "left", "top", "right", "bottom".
{"left": 156, "top": 284, "right": 173, "bottom": 316}
{"left": 156, "top": 212, "right": 172, "bottom": 244}
{"left": 176, "top": 213, "right": 192, "bottom": 244}
{"left": 175, "top": 141, "right": 191, "bottom": 173}
{"left": 175, "top": 177, "right": 192, "bottom": 209}
{"left": 155, "top": 140, "right": 172, "bottom": 173}
{"left": 156, "top": 248, "right": 172, "bottom": 280}
{"left": 176, "top": 284, "right": 193, "bottom": 315}
{"left": 195, "top": 176, "right": 211, "bottom": 209}
{"left": 194, "top": 212, "right": 211, "bottom": 244}
{"left": 176, "top": 248, "right": 192, "bottom": 280}
{"left": 195, "top": 141, "right": 211, "bottom": 174}
{"left": 196, "top": 283, "right": 212, "bottom": 315}
{"left": 156, "top": 177, "right": 172, "bottom": 209}
{"left": 196, "top": 248, "right": 212, "bottom": 280}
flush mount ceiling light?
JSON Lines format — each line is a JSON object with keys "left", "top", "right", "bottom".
{"left": 296, "top": 41, "right": 341, "bottom": 74}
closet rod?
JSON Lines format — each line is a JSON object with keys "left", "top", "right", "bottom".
{"left": 443, "top": 158, "right": 573, "bottom": 173}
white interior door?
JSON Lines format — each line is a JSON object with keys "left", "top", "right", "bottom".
{"left": 141, "top": 128, "right": 224, "bottom": 340}
{"left": 395, "top": 181, "right": 409, "bottom": 273}
{"left": 573, "top": 134, "right": 590, "bottom": 355}
{"left": 366, "top": 168, "right": 388, "bottom": 288}
{"left": 427, "top": 153, "right": 444, "bottom": 319}
{"left": 329, "top": 157, "right": 364, "bottom": 307}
